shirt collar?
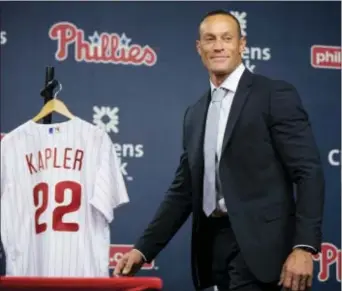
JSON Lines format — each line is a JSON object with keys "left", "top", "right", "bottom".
{"left": 210, "top": 62, "right": 246, "bottom": 94}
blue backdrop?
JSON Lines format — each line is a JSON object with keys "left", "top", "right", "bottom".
{"left": 0, "top": 2, "right": 341, "bottom": 291}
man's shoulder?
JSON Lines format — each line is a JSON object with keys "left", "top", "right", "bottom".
{"left": 183, "top": 71, "right": 298, "bottom": 118}
{"left": 252, "top": 72, "right": 297, "bottom": 91}
{"left": 179, "top": 90, "right": 209, "bottom": 126}
{"left": 185, "top": 89, "right": 210, "bottom": 112}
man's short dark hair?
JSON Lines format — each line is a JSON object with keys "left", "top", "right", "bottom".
{"left": 199, "top": 9, "right": 242, "bottom": 38}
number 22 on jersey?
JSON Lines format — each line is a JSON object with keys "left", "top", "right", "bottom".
{"left": 33, "top": 181, "right": 82, "bottom": 234}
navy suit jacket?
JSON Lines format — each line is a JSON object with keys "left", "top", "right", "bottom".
{"left": 134, "top": 69, "right": 325, "bottom": 289}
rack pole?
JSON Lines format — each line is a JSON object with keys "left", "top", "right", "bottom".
{"left": 42, "top": 66, "right": 55, "bottom": 124}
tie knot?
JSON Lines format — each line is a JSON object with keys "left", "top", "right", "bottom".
{"left": 212, "top": 87, "right": 226, "bottom": 102}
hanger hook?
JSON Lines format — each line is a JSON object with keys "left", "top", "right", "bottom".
{"left": 53, "top": 82, "right": 62, "bottom": 99}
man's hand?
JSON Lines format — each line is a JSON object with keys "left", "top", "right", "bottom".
{"left": 279, "top": 248, "right": 313, "bottom": 291}
{"left": 113, "top": 249, "right": 145, "bottom": 277}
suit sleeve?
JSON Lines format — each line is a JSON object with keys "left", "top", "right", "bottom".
{"left": 134, "top": 107, "right": 193, "bottom": 262}
{"left": 269, "top": 81, "right": 325, "bottom": 253}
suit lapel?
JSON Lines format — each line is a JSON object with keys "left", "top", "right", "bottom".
{"left": 189, "top": 69, "right": 253, "bottom": 170}
{"left": 220, "top": 69, "right": 253, "bottom": 156}
{"left": 191, "top": 90, "right": 211, "bottom": 170}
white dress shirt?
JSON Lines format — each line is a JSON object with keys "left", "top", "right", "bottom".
{"left": 210, "top": 63, "right": 245, "bottom": 161}
{"left": 208, "top": 63, "right": 245, "bottom": 212}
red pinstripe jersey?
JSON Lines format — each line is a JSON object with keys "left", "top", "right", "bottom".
{"left": 1, "top": 117, "right": 129, "bottom": 277}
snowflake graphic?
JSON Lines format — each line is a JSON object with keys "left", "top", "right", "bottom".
{"left": 230, "top": 11, "right": 247, "bottom": 36}
{"left": 93, "top": 106, "right": 119, "bottom": 133}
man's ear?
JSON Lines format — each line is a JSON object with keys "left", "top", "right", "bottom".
{"left": 239, "top": 36, "right": 246, "bottom": 55}
{"left": 196, "top": 40, "right": 201, "bottom": 56}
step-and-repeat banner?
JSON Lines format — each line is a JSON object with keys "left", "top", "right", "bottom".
{"left": 0, "top": 2, "right": 340, "bottom": 291}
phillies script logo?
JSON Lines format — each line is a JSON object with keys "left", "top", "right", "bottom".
{"left": 48, "top": 22, "right": 158, "bottom": 66}
{"left": 311, "top": 45, "right": 341, "bottom": 69}
{"left": 109, "top": 244, "right": 157, "bottom": 270}
{"left": 313, "top": 242, "right": 341, "bottom": 282}
{"left": 0, "top": 133, "right": 5, "bottom": 140}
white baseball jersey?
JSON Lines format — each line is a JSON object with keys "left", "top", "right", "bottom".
{"left": 0, "top": 116, "right": 129, "bottom": 277}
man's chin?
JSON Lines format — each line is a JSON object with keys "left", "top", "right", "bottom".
{"left": 211, "top": 68, "right": 230, "bottom": 76}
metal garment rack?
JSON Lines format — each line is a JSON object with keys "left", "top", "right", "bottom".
{"left": 39, "top": 66, "right": 59, "bottom": 124}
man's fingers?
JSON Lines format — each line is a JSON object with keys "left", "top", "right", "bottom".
{"left": 122, "top": 257, "right": 135, "bottom": 275}
{"left": 299, "top": 275, "right": 308, "bottom": 291}
{"left": 278, "top": 268, "right": 285, "bottom": 285}
{"left": 114, "top": 256, "right": 128, "bottom": 275}
{"left": 283, "top": 269, "right": 293, "bottom": 289}
{"left": 307, "top": 275, "right": 313, "bottom": 287}
{"left": 290, "top": 273, "right": 300, "bottom": 291}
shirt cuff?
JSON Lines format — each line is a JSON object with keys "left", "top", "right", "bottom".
{"left": 293, "top": 244, "right": 317, "bottom": 254}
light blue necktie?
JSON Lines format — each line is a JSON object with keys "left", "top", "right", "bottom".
{"left": 203, "top": 87, "right": 226, "bottom": 216}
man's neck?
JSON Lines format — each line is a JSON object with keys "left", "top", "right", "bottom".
{"left": 210, "top": 74, "right": 228, "bottom": 87}
{"left": 210, "top": 61, "right": 242, "bottom": 87}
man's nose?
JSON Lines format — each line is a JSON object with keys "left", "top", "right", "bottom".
{"left": 213, "top": 40, "right": 224, "bottom": 51}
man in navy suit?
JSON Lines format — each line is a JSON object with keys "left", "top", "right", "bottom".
{"left": 115, "top": 10, "right": 325, "bottom": 291}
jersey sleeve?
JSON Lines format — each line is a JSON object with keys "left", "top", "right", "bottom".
{"left": 90, "top": 132, "right": 130, "bottom": 223}
{"left": 1, "top": 137, "right": 8, "bottom": 198}
{"left": 1, "top": 137, "right": 12, "bottom": 268}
